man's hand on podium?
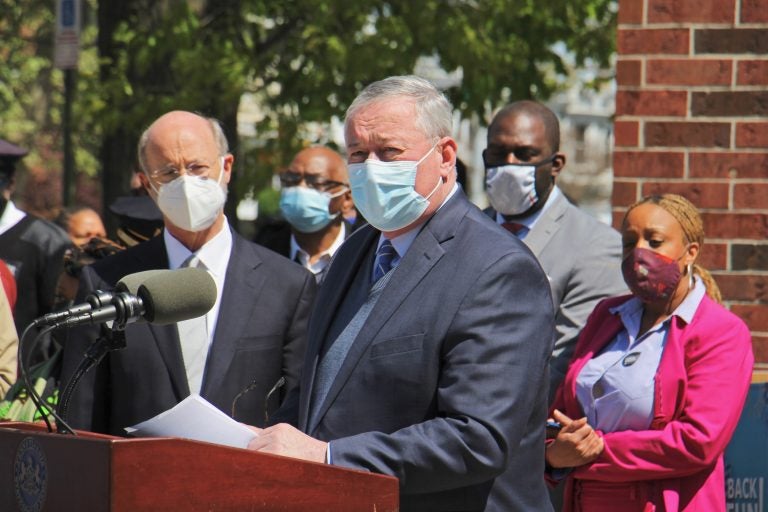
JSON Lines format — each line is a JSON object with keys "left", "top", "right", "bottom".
{"left": 247, "top": 423, "right": 328, "bottom": 463}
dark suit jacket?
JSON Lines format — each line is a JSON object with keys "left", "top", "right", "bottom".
{"left": 60, "top": 227, "right": 316, "bottom": 435}
{"left": 254, "top": 218, "right": 361, "bottom": 259}
{"left": 293, "top": 191, "right": 555, "bottom": 511}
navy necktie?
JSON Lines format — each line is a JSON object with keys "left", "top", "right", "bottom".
{"left": 373, "top": 239, "right": 397, "bottom": 283}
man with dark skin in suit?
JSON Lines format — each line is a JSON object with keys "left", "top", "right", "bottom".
{"left": 257, "top": 147, "right": 355, "bottom": 283}
{"left": 484, "top": 101, "right": 626, "bottom": 405}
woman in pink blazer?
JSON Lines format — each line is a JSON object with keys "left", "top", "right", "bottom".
{"left": 547, "top": 194, "right": 754, "bottom": 512}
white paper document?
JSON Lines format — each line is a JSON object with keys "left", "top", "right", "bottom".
{"left": 125, "top": 394, "right": 257, "bottom": 449}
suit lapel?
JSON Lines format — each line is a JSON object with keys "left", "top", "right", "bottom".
{"left": 134, "top": 237, "right": 192, "bottom": 400}
{"left": 299, "top": 226, "right": 378, "bottom": 431}
{"left": 201, "top": 233, "right": 265, "bottom": 397}
{"left": 150, "top": 323, "right": 190, "bottom": 398}
{"left": 523, "top": 192, "right": 567, "bottom": 257}
{"left": 306, "top": 193, "right": 467, "bottom": 432}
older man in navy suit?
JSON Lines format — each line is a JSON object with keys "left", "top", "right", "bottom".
{"left": 248, "top": 77, "right": 555, "bottom": 511}
{"left": 60, "top": 111, "right": 316, "bottom": 435}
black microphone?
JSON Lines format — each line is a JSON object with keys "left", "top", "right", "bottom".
{"left": 57, "top": 267, "right": 217, "bottom": 327}
{"left": 33, "top": 269, "right": 168, "bottom": 328}
{"left": 34, "top": 290, "right": 113, "bottom": 327}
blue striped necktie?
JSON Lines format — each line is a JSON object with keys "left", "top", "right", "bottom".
{"left": 373, "top": 239, "right": 397, "bottom": 283}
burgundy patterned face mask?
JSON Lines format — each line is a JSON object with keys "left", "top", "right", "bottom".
{"left": 621, "top": 247, "right": 682, "bottom": 303}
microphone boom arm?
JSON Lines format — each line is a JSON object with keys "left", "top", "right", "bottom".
{"left": 56, "top": 305, "right": 132, "bottom": 434}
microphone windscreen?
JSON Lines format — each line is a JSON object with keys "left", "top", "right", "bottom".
{"left": 137, "top": 267, "right": 217, "bottom": 324}
{"left": 116, "top": 269, "right": 168, "bottom": 294}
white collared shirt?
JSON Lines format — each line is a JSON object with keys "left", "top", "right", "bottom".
{"left": 290, "top": 223, "right": 347, "bottom": 275}
{"left": 0, "top": 200, "right": 27, "bottom": 236}
{"left": 163, "top": 219, "right": 232, "bottom": 353}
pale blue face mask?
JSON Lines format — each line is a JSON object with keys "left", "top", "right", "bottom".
{"left": 348, "top": 144, "right": 441, "bottom": 232}
{"left": 279, "top": 186, "right": 345, "bottom": 233}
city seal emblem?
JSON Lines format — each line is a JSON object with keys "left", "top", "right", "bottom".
{"left": 14, "top": 437, "right": 48, "bottom": 512}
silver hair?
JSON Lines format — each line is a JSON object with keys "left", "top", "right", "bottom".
{"left": 345, "top": 75, "right": 453, "bottom": 141}
{"left": 137, "top": 113, "right": 229, "bottom": 172}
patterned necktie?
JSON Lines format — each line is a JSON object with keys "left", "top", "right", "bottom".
{"left": 177, "top": 254, "right": 209, "bottom": 394}
{"left": 373, "top": 239, "right": 398, "bottom": 283}
{"left": 502, "top": 222, "right": 527, "bottom": 236}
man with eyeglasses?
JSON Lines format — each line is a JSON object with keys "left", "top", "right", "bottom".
{"left": 255, "top": 146, "right": 357, "bottom": 284}
{"left": 60, "top": 111, "right": 316, "bottom": 435}
{"left": 483, "top": 101, "right": 626, "bottom": 408}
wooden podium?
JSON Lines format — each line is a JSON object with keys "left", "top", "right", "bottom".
{"left": 0, "top": 422, "right": 399, "bottom": 511}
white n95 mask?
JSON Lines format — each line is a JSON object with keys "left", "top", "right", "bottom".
{"left": 152, "top": 158, "right": 228, "bottom": 231}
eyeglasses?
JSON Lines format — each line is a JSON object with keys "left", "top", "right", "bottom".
{"left": 278, "top": 171, "right": 347, "bottom": 192}
{"left": 148, "top": 160, "right": 219, "bottom": 185}
{"left": 483, "top": 148, "right": 555, "bottom": 168}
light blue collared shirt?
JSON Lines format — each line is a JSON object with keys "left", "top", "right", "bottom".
{"left": 576, "top": 276, "right": 706, "bottom": 433}
{"left": 370, "top": 183, "right": 459, "bottom": 282}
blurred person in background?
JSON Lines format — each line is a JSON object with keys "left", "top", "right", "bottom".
{"left": 108, "top": 194, "right": 164, "bottom": 247}
{"left": 0, "top": 138, "right": 71, "bottom": 338}
{"left": 255, "top": 146, "right": 356, "bottom": 284}
{"left": 0, "top": 273, "right": 18, "bottom": 396}
{"left": 56, "top": 206, "right": 108, "bottom": 248}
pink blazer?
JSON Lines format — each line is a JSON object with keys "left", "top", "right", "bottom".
{"left": 551, "top": 293, "right": 754, "bottom": 512}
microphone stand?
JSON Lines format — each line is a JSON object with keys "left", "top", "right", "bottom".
{"left": 56, "top": 290, "right": 142, "bottom": 433}
{"left": 18, "top": 324, "right": 58, "bottom": 433}
{"left": 56, "top": 322, "right": 127, "bottom": 434}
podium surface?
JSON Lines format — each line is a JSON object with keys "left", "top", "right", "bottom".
{"left": 0, "top": 422, "right": 399, "bottom": 511}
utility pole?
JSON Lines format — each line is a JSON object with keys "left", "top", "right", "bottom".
{"left": 54, "top": 0, "right": 81, "bottom": 208}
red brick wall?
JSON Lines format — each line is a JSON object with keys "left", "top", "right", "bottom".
{"left": 613, "top": 0, "right": 768, "bottom": 363}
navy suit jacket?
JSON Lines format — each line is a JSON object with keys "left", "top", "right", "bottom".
{"left": 293, "top": 191, "right": 555, "bottom": 511}
{"left": 60, "top": 228, "right": 316, "bottom": 435}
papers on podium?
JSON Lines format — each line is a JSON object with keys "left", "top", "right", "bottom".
{"left": 125, "top": 394, "right": 257, "bottom": 449}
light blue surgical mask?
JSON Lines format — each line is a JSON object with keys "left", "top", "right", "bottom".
{"left": 348, "top": 144, "right": 441, "bottom": 232}
{"left": 279, "top": 186, "right": 345, "bottom": 233}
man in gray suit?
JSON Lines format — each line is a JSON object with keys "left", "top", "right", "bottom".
{"left": 483, "top": 101, "right": 626, "bottom": 403}
{"left": 248, "top": 76, "right": 555, "bottom": 511}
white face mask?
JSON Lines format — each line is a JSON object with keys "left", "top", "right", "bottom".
{"left": 485, "top": 156, "right": 554, "bottom": 216}
{"left": 150, "top": 157, "right": 228, "bottom": 232}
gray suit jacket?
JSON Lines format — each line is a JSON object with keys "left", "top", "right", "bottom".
{"left": 486, "top": 190, "right": 626, "bottom": 402}
{"left": 60, "top": 228, "right": 316, "bottom": 435}
{"left": 296, "top": 191, "right": 555, "bottom": 511}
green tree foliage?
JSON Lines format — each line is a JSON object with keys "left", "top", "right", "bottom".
{"left": 1, "top": 0, "right": 615, "bottom": 220}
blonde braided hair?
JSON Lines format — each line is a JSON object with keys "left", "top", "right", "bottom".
{"left": 625, "top": 194, "right": 722, "bottom": 304}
